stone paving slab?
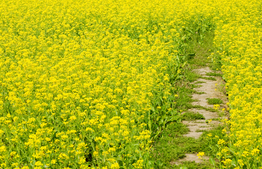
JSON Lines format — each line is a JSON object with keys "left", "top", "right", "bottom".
{"left": 170, "top": 154, "right": 209, "bottom": 165}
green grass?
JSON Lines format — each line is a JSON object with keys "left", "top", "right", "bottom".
{"left": 152, "top": 122, "right": 225, "bottom": 168}
{"left": 206, "top": 72, "right": 223, "bottom": 77}
{"left": 185, "top": 69, "right": 201, "bottom": 82}
{"left": 210, "top": 118, "right": 221, "bottom": 121}
{"left": 194, "top": 91, "right": 206, "bottom": 94}
{"left": 152, "top": 122, "right": 216, "bottom": 168}
{"left": 194, "top": 81, "right": 206, "bottom": 84}
{"left": 207, "top": 98, "right": 223, "bottom": 105}
{"left": 181, "top": 112, "right": 205, "bottom": 120}
{"left": 191, "top": 105, "right": 217, "bottom": 112}
{"left": 186, "top": 31, "right": 214, "bottom": 67}
{"left": 196, "top": 129, "right": 208, "bottom": 132}
{"left": 201, "top": 76, "right": 216, "bottom": 81}
{"left": 217, "top": 81, "right": 227, "bottom": 95}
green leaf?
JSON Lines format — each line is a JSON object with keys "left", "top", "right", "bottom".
{"left": 209, "top": 157, "right": 215, "bottom": 165}
{"left": 180, "top": 166, "right": 188, "bottom": 169}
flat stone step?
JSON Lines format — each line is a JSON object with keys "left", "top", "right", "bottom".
{"left": 182, "top": 120, "right": 220, "bottom": 139}
{"left": 170, "top": 153, "right": 209, "bottom": 165}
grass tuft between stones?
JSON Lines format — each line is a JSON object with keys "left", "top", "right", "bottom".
{"left": 207, "top": 98, "right": 223, "bottom": 105}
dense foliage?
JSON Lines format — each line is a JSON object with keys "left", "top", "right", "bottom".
{"left": 212, "top": 0, "right": 262, "bottom": 168}
{"left": 0, "top": 0, "right": 261, "bottom": 168}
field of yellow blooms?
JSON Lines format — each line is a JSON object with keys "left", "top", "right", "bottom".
{"left": 0, "top": 0, "right": 261, "bottom": 168}
{"left": 212, "top": 0, "right": 262, "bottom": 168}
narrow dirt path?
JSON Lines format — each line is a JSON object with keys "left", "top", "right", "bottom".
{"left": 173, "top": 66, "right": 227, "bottom": 165}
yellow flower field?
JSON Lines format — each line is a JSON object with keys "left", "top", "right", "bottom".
{"left": 212, "top": 0, "right": 262, "bottom": 168}
{"left": 0, "top": 0, "right": 261, "bottom": 168}
{"left": 0, "top": 0, "right": 196, "bottom": 168}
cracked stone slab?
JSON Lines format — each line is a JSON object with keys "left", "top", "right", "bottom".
{"left": 182, "top": 120, "right": 215, "bottom": 139}
{"left": 194, "top": 120, "right": 222, "bottom": 128}
{"left": 183, "top": 131, "right": 203, "bottom": 139}
{"left": 192, "top": 79, "right": 218, "bottom": 108}
{"left": 184, "top": 119, "right": 221, "bottom": 126}
{"left": 193, "top": 67, "right": 213, "bottom": 77}
{"left": 170, "top": 153, "right": 209, "bottom": 165}
{"left": 194, "top": 79, "right": 217, "bottom": 94}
